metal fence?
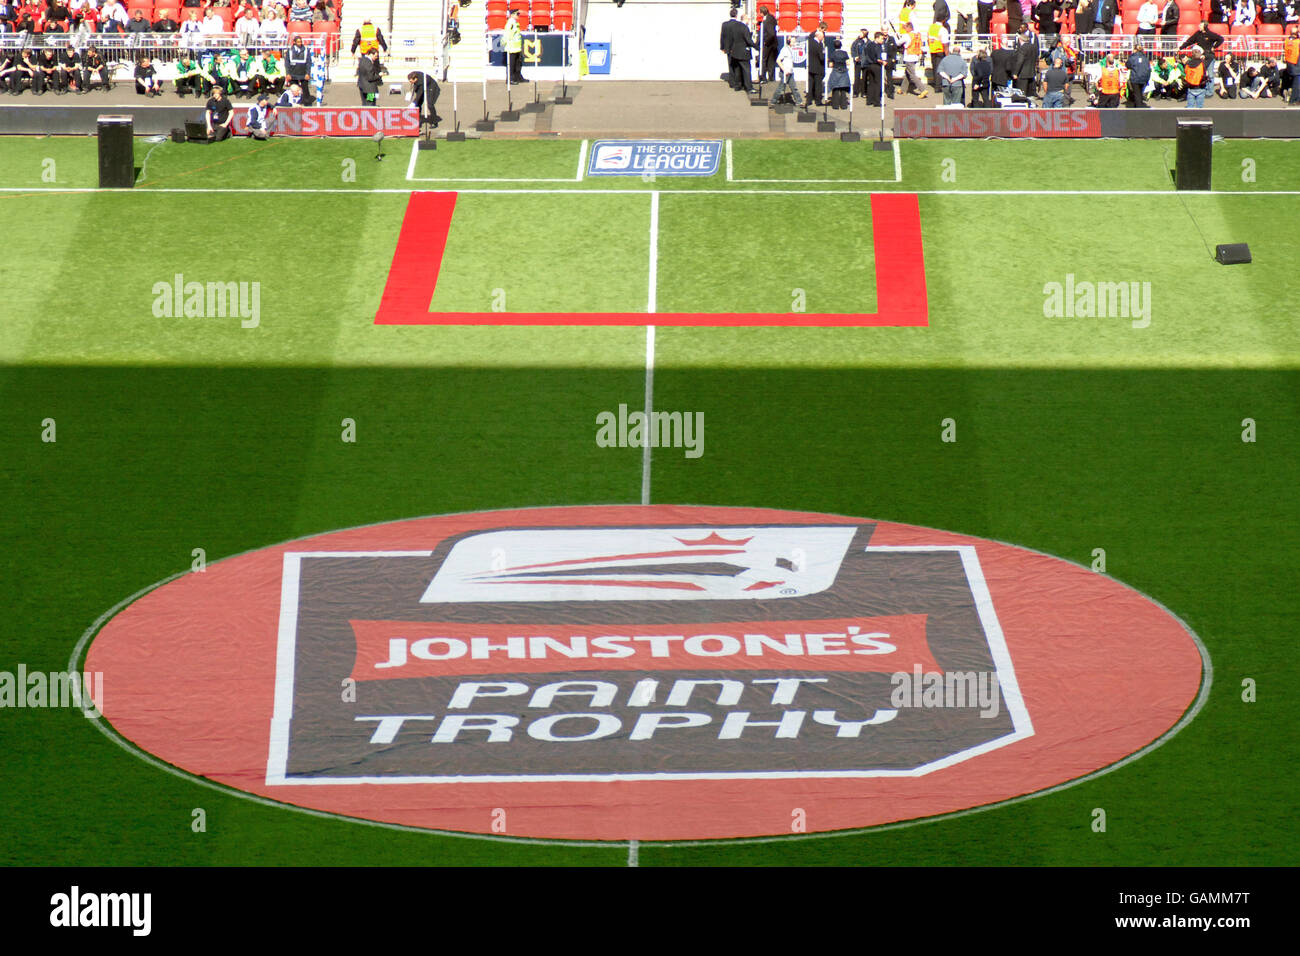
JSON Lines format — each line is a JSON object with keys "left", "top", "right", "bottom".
{"left": 0, "top": 30, "right": 342, "bottom": 70}
{"left": 948, "top": 31, "right": 1288, "bottom": 65}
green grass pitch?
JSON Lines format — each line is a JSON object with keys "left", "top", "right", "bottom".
{"left": 0, "top": 133, "right": 1296, "bottom": 866}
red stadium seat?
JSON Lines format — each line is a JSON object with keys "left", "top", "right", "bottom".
{"left": 487, "top": 0, "right": 507, "bottom": 11}
{"left": 991, "top": 21, "right": 1006, "bottom": 35}
{"left": 215, "top": 8, "right": 235, "bottom": 28}
{"left": 531, "top": 2, "right": 551, "bottom": 29}
{"left": 1230, "top": 23, "right": 1255, "bottom": 35}
{"left": 1122, "top": 19, "right": 1140, "bottom": 33}
{"left": 487, "top": 13, "right": 507, "bottom": 29}
{"left": 288, "top": 21, "right": 312, "bottom": 35}
{"left": 553, "top": 12, "right": 572, "bottom": 30}
{"left": 1177, "top": 21, "right": 1197, "bottom": 35}
{"left": 311, "top": 21, "right": 336, "bottom": 33}
{"left": 778, "top": 13, "right": 797, "bottom": 31}
{"left": 1257, "top": 23, "right": 1284, "bottom": 35}
{"left": 824, "top": 14, "right": 842, "bottom": 31}
{"left": 822, "top": 0, "right": 843, "bottom": 15}
{"left": 991, "top": 10, "right": 1008, "bottom": 26}
{"left": 799, "top": 13, "right": 820, "bottom": 31}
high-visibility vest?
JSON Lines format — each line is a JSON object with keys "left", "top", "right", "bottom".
{"left": 927, "top": 22, "right": 944, "bottom": 53}
{"left": 1285, "top": 36, "right": 1300, "bottom": 65}
{"left": 1184, "top": 59, "right": 1204, "bottom": 85}
{"left": 1099, "top": 65, "right": 1121, "bottom": 93}
{"left": 907, "top": 31, "right": 923, "bottom": 55}
{"left": 359, "top": 22, "right": 379, "bottom": 54}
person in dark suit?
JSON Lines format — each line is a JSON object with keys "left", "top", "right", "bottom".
{"left": 1013, "top": 25, "right": 1040, "bottom": 94}
{"left": 720, "top": 8, "right": 756, "bottom": 92}
{"left": 970, "top": 44, "right": 994, "bottom": 105}
{"left": 1095, "top": 0, "right": 1118, "bottom": 32}
{"left": 356, "top": 49, "right": 383, "bottom": 105}
{"left": 804, "top": 27, "right": 826, "bottom": 106}
{"left": 991, "top": 38, "right": 1017, "bottom": 89}
{"left": 758, "top": 4, "right": 778, "bottom": 81}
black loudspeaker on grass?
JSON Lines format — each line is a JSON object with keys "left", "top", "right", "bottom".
{"left": 96, "top": 114, "right": 134, "bottom": 188}
{"left": 1215, "top": 243, "right": 1251, "bottom": 265}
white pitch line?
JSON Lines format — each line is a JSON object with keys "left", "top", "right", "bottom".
{"left": 725, "top": 138, "right": 733, "bottom": 181}
{"left": 8, "top": 186, "right": 1293, "bottom": 196}
{"left": 642, "top": 192, "right": 659, "bottom": 507}
{"left": 405, "top": 137, "right": 419, "bottom": 181}
{"left": 646, "top": 190, "right": 659, "bottom": 314}
{"left": 575, "top": 138, "right": 588, "bottom": 181}
{"left": 894, "top": 137, "right": 903, "bottom": 182}
{"left": 628, "top": 839, "right": 640, "bottom": 867}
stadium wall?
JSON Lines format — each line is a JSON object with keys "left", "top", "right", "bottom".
{"left": 893, "top": 108, "right": 1300, "bottom": 139}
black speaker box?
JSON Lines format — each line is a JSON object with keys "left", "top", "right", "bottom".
{"left": 1215, "top": 243, "right": 1251, "bottom": 265}
{"left": 97, "top": 115, "right": 134, "bottom": 188}
{"left": 171, "top": 127, "right": 186, "bottom": 144}
{"left": 1175, "top": 117, "right": 1213, "bottom": 191}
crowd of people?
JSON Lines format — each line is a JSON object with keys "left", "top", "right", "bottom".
{"left": 719, "top": 0, "right": 1300, "bottom": 109}
{"left": 0, "top": 0, "right": 336, "bottom": 97}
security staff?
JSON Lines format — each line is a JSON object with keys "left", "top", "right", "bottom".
{"left": 1096, "top": 53, "right": 1122, "bottom": 106}
{"left": 505, "top": 9, "right": 526, "bottom": 84}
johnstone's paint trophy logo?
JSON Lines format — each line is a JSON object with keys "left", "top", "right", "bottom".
{"left": 264, "top": 521, "right": 1031, "bottom": 784}
{"left": 85, "top": 505, "right": 1209, "bottom": 840}
{"left": 587, "top": 140, "right": 723, "bottom": 177}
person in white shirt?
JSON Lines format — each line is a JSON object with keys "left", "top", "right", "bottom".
{"left": 1234, "top": 0, "right": 1257, "bottom": 23}
{"left": 234, "top": 9, "right": 260, "bottom": 46}
{"left": 259, "top": 9, "right": 288, "bottom": 43}
{"left": 201, "top": 10, "right": 224, "bottom": 36}
{"left": 1137, "top": 0, "right": 1160, "bottom": 32}
{"left": 100, "top": 0, "right": 129, "bottom": 26}
{"left": 767, "top": 40, "right": 800, "bottom": 106}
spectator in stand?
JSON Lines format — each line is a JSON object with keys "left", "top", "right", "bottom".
{"left": 937, "top": 43, "right": 968, "bottom": 103}
{"left": 287, "top": 0, "right": 310, "bottom": 21}
{"left": 1094, "top": 0, "right": 1117, "bottom": 32}
{"left": 174, "top": 51, "right": 205, "bottom": 94}
{"left": 1259, "top": 0, "right": 1283, "bottom": 22}
{"left": 1216, "top": 50, "right": 1240, "bottom": 95}
{"left": 134, "top": 55, "right": 162, "bottom": 95}
{"left": 1180, "top": 19, "right": 1225, "bottom": 86}
{"left": 1207, "top": 0, "right": 1231, "bottom": 21}
{"left": 100, "top": 0, "right": 128, "bottom": 29}
{"left": 201, "top": 6, "right": 223, "bottom": 36}
{"left": 1126, "top": 39, "right": 1152, "bottom": 104}
{"left": 179, "top": 8, "right": 203, "bottom": 46}
{"left": 205, "top": 84, "right": 234, "bottom": 140}
{"left": 977, "top": 0, "right": 996, "bottom": 32}
{"left": 260, "top": 8, "right": 286, "bottom": 43}
{"left": 1136, "top": 0, "right": 1159, "bottom": 34}
{"left": 125, "top": 7, "right": 149, "bottom": 32}
{"left": 310, "top": 0, "right": 334, "bottom": 22}
{"left": 1074, "top": 0, "right": 1095, "bottom": 33}
{"left": 1035, "top": 0, "right": 1061, "bottom": 47}
{"left": 954, "top": 0, "right": 975, "bottom": 33}
{"left": 1284, "top": 0, "right": 1300, "bottom": 25}
{"left": 768, "top": 33, "right": 799, "bottom": 105}
{"left": 81, "top": 44, "right": 111, "bottom": 89}
{"left": 1233, "top": 0, "right": 1256, "bottom": 25}
{"left": 153, "top": 7, "right": 178, "bottom": 30}
{"left": 234, "top": 6, "right": 260, "bottom": 45}
{"left": 1158, "top": 0, "right": 1180, "bottom": 34}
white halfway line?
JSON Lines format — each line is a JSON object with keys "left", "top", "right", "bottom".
{"left": 628, "top": 839, "right": 640, "bottom": 867}
{"left": 642, "top": 191, "right": 658, "bottom": 508}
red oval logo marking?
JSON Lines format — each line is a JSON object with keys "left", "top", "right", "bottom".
{"left": 83, "top": 505, "right": 1206, "bottom": 841}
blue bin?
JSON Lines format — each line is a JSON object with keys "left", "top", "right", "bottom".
{"left": 584, "top": 41, "right": 612, "bottom": 74}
